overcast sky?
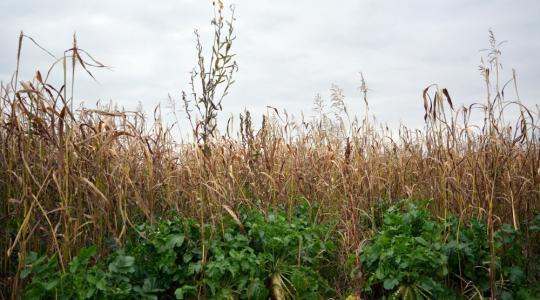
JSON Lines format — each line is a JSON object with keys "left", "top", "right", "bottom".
{"left": 1, "top": 0, "right": 539, "bottom": 130}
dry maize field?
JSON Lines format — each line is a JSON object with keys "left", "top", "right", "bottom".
{"left": 1, "top": 5, "right": 539, "bottom": 300}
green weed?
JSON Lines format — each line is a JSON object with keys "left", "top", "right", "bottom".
{"left": 20, "top": 204, "right": 338, "bottom": 299}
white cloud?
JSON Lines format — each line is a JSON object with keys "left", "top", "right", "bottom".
{"left": 1, "top": 0, "right": 538, "bottom": 130}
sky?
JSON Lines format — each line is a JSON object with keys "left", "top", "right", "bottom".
{"left": 1, "top": 0, "right": 539, "bottom": 131}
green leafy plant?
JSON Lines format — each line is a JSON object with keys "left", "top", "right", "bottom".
{"left": 444, "top": 216, "right": 492, "bottom": 296}
{"left": 444, "top": 214, "right": 540, "bottom": 299}
{"left": 20, "top": 204, "right": 338, "bottom": 299}
{"left": 203, "top": 227, "right": 267, "bottom": 299}
{"left": 243, "top": 203, "right": 337, "bottom": 299}
{"left": 18, "top": 202, "right": 540, "bottom": 299}
{"left": 21, "top": 246, "right": 110, "bottom": 300}
{"left": 361, "top": 200, "right": 450, "bottom": 299}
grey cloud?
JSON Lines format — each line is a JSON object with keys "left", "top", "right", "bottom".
{"left": 1, "top": 0, "right": 538, "bottom": 131}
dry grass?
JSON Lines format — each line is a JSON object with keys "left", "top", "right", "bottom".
{"left": 1, "top": 20, "right": 539, "bottom": 299}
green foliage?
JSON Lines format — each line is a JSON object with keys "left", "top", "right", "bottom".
{"left": 444, "top": 217, "right": 492, "bottom": 293}
{"left": 361, "top": 202, "right": 540, "bottom": 299}
{"left": 361, "top": 200, "right": 450, "bottom": 299}
{"left": 444, "top": 214, "right": 540, "bottom": 299}
{"left": 20, "top": 204, "right": 337, "bottom": 299}
{"left": 203, "top": 227, "right": 267, "bottom": 299}
{"left": 19, "top": 200, "right": 540, "bottom": 299}
{"left": 21, "top": 246, "right": 110, "bottom": 300}
{"left": 243, "top": 204, "right": 337, "bottom": 298}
